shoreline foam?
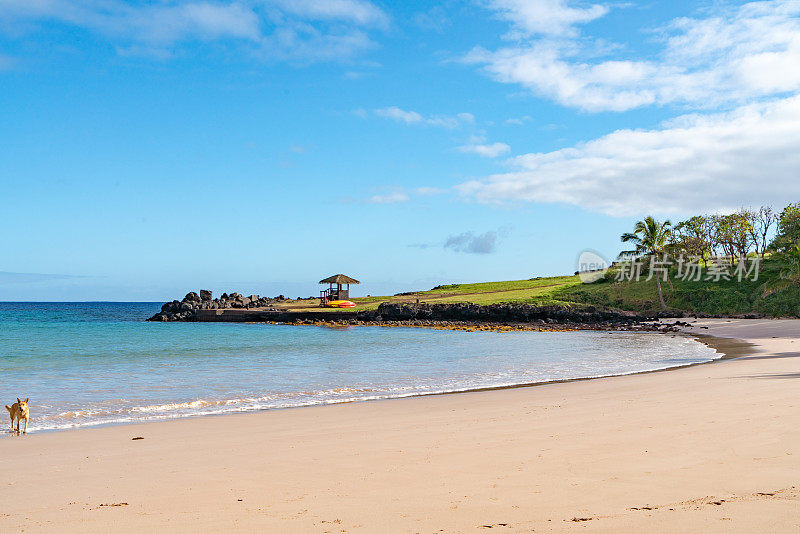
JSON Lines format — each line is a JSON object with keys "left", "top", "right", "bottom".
{"left": 6, "top": 328, "right": 726, "bottom": 436}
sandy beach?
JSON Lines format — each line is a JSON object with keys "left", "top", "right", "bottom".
{"left": 2, "top": 318, "right": 798, "bottom": 533}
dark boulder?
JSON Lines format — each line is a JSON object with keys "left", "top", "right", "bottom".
{"left": 161, "top": 300, "right": 180, "bottom": 313}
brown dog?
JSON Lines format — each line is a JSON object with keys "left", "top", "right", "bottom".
{"left": 5, "top": 398, "right": 29, "bottom": 435}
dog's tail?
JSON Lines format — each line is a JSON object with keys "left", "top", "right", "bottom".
{"left": 4, "top": 405, "right": 11, "bottom": 413}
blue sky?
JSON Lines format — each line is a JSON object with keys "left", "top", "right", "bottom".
{"left": 2, "top": 0, "right": 800, "bottom": 300}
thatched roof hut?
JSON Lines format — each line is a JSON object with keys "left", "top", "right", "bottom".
{"left": 319, "top": 274, "right": 359, "bottom": 302}
{"left": 319, "top": 274, "right": 360, "bottom": 285}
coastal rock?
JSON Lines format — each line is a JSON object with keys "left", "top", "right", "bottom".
{"left": 149, "top": 289, "right": 263, "bottom": 321}
{"left": 161, "top": 300, "right": 180, "bottom": 313}
{"left": 148, "top": 292, "right": 654, "bottom": 325}
{"left": 361, "top": 302, "right": 654, "bottom": 325}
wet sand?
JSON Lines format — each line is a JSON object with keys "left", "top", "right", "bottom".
{"left": 1, "top": 318, "right": 798, "bottom": 532}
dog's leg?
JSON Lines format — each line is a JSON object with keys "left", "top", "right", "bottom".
{"left": 15, "top": 418, "right": 19, "bottom": 436}
{"left": 23, "top": 417, "right": 28, "bottom": 435}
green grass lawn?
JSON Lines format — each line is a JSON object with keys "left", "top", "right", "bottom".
{"left": 422, "top": 276, "right": 577, "bottom": 294}
{"left": 296, "top": 260, "right": 800, "bottom": 317}
{"left": 345, "top": 275, "right": 582, "bottom": 311}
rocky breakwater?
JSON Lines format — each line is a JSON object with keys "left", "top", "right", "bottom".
{"left": 359, "top": 302, "right": 656, "bottom": 329}
{"left": 147, "top": 290, "right": 278, "bottom": 322}
{"left": 147, "top": 297, "right": 662, "bottom": 330}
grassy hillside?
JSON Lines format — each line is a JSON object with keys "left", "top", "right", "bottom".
{"left": 275, "top": 277, "right": 580, "bottom": 312}
{"left": 273, "top": 260, "right": 799, "bottom": 317}
{"left": 553, "top": 261, "right": 800, "bottom": 317}
{"left": 340, "top": 276, "right": 578, "bottom": 310}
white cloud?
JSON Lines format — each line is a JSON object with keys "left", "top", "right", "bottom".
{"left": 172, "top": 3, "right": 261, "bottom": 40}
{"left": 457, "top": 138, "right": 510, "bottom": 158}
{"left": 413, "top": 6, "right": 450, "bottom": 33}
{"left": 456, "top": 95, "right": 800, "bottom": 216}
{"left": 0, "top": 0, "right": 387, "bottom": 60}
{"left": 412, "top": 227, "right": 510, "bottom": 253}
{"left": 375, "top": 106, "right": 424, "bottom": 124}
{"left": 367, "top": 191, "right": 410, "bottom": 204}
{"left": 364, "top": 186, "right": 446, "bottom": 204}
{"left": 258, "top": 25, "right": 375, "bottom": 62}
{"left": 374, "top": 107, "right": 474, "bottom": 129}
{"left": 264, "top": 0, "right": 388, "bottom": 27}
{"left": 482, "top": 0, "right": 607, "bottom": 38}
{"left": 0, "top": 0, "right": 261, "bottom": 44}
{"left": 443, "top": 230, "right": 499, "bottom": 254}
{"left": 467, "top": 0, "right": 800, "bottom": 112}
{"left": 457, "top": 112, "right": 475, "bottom": 124}
{"left": 505, "top": 115, "right": 531, "bottom": 125}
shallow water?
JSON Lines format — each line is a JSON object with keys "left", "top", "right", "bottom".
{"left": 0, "top": 302, "right": 719, "bottom": 434}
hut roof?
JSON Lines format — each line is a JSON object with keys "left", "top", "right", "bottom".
{"left": 319, "top": 274, "right": 360, "bottom": 284}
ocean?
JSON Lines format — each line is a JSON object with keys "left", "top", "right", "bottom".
{"left": 0, "top": 302, "right": 719, "bottom": 434}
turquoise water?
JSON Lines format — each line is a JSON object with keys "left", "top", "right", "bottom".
{"left": 0, "top": 302, "right": 719, "bottom": 434}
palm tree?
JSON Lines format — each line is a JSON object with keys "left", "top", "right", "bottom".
{"left": 621, "top": 216, "right": 672, "bottom": 309}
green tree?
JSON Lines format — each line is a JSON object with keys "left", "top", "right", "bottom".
{"left": 621, "top": 216, "right": 672, "bottom": 309}
{"left": 714, "top": 211, "right": 753, "bottom": 265}
{"left": 770, "top": 202, "right": 800, "bottom": 253}
{"left": 673, "top": 215, "right": 713, "bottom": 265}
{"left": 745, "top": 206, "right": 776, "bottom": 259}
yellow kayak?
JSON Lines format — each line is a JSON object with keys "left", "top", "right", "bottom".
{"left": 326, "top": 300, "right": 356, "bottom": 308}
